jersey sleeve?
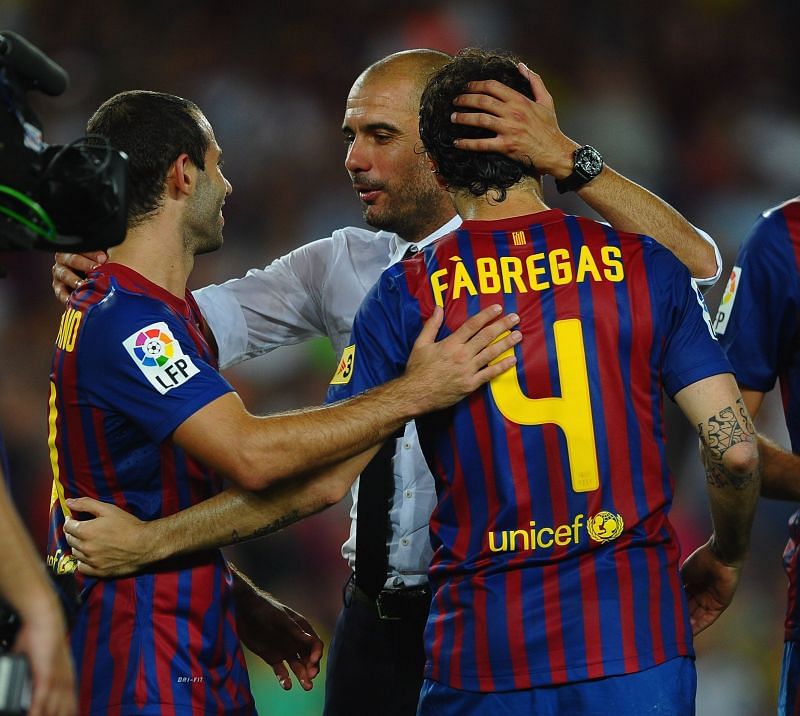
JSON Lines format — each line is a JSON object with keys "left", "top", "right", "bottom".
{"left": 691, "top": 225, "right": 723, "bottom": 287}
{"left": 80, "top": 297, "right": 234, "bottom": 444}
{"left": 326, "top": 266, "right": 419, "bottom": 404}
{"left": 647, "top": 243, "right": 733, "bottom": 397}
{"left": 192, "top": 237, "right": 336, "bottom": 369}
{"left": 713, "top": 211, "right": 799, "bottom": 392}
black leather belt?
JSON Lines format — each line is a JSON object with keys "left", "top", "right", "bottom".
{"left": 346, "top": 578, "right": 432, "bottom": 621}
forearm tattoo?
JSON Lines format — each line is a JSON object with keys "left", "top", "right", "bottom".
{"left": 230, "top": 509, "right": 301, "bottom": 543}
{"left": 697, "top": 398, "right": 756, "bottom": 490}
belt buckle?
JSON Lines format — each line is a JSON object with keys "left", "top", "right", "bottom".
{"left": 375, "top": 591, "right": 402, "bottom": 621}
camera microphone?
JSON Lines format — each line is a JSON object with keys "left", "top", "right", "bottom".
{"left": 0, "top": 31, "right": 68, "bottom": 97}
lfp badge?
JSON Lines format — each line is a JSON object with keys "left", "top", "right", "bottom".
{"left": 123, "top": 322, "right": 199, "bottom": 394}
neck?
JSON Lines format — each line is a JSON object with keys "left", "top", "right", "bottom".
{"left": 107, "top": 212, "right": 193, "bottom": 299}
{"left": 453, "top": 181, "right": 549, "bottom": 222}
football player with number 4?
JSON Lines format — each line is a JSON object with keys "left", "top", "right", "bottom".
{"left": 328, "top": 48, "right": 761, "bottom": 716}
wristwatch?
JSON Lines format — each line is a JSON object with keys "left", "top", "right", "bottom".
{"left": 555, "top": 145, "right": 604, "bottom": 194}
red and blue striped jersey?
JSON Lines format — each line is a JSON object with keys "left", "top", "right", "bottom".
{"left": 46, "top": 263, "right": 254, "bottom": 715}
{"left": 329, "top": 209, "right": 731, "bottom": 691}
{"left": 715, "top": 197, "right": 800, "bottom": 642}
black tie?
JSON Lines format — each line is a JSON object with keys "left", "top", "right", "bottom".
{"left": 354, "top": 437, "right": 397, "bottom": 600}
{"left": 354, "top": 243, "right": 418, "bottom": 600}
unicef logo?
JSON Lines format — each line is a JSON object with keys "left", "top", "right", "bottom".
{"left": 587, "top": 511, "right": 624, "bottom": 543}
{"left": 133, "top": 327, "right": 175, "bottom": 367}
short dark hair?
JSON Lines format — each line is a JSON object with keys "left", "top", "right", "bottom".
{"left": 419, "top": 48, "right": 539, "bottom": 201}
{"left": 87, "top": 91, "right": 209, "bottom": 227}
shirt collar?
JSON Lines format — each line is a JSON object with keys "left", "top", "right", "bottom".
{"left": 392, "top": 215, "right": 462, "bottom": 264}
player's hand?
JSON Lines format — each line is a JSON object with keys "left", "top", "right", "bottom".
{"left": 52, "top": 250, "right": 107, "bottom": 303}
{"left": 680, "top": 537, "right": 742, "bottom": 636}
{"left": 63, "top": 497, "right": 152, "bottom": 577}
{"left": 451, "top": 63, "right": 578, "bottom": 179}
{"left": 233, "top": 583, "right": 323, "bottom": 691}
{"left": 404, "top": 304, "right": 520, "bottom": 413}
{"left": 13, "top": 603, "right": 78, "bottom": 716}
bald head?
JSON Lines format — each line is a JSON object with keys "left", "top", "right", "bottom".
{"left": 354, "top": 49, "right": 451, "bottom": 112}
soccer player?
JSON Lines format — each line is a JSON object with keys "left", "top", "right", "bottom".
{"left": 51, "top": 49, "right": 724, "bottom": 715}
{"left": 327, "top": 48, "right": 760, "bottom": 714}
{"left": 713, "top": 197, "right": 800, "bottom": 715}
{"left": 46, "top": 89, "right": 519, "bottom": 715}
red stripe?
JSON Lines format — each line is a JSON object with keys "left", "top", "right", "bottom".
{"left": 77, "top": 581, "right": 104, "bottom": 712}
{"left": 105, "top": 580, "right": 133, "bottom": 711}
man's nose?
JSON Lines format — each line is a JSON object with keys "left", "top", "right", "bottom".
{"left": 344, "top": 136, "right": 370, "bottom": 173}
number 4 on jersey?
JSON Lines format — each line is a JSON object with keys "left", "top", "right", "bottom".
{"left": 490, "top": 318, "right": 600, "bottom": 493}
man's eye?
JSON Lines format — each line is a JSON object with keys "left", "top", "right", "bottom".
{"left": 343, "top": 135, "right": 354, "bottom": 146}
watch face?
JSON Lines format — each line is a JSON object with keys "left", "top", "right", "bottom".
{"left": 575, "top": 146, "right": 603, "bottom": 178}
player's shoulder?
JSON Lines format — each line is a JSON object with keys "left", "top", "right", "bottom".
{"left": 289, "top": 225, "right": 393, "bottom": 274}
{"left": 749, "top": 196, "right": 800, "bottom": 248}
{"left": 71, "top": 275, "right": 180, "bottom": 344}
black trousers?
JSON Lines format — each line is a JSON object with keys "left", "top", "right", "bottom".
{"left": 323, "top": 582, "right": 428, "bottom": 716}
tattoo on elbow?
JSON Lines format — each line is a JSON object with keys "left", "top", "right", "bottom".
{"left": 697, "top": 398, "right": 756, "bottom": 490}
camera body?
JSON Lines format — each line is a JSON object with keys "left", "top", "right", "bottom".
{"left": 0, "top": 655, "right": 30, "bottom": 716}
{"left": 0, "top": 31, "right": 128, "bottom": 253}
{"left": 0, "top": 602, "right": 29, "bottom": 716}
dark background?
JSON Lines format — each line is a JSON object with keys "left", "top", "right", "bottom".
{"left": 2, "top": 1, "right": 799, "bottom": 713}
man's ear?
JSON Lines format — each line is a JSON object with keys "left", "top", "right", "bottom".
{"left": 427, "top": 156, "right": 448, "bottom": 190}
{"left": 167, "top": 153, "right": 195, "bottom": 197}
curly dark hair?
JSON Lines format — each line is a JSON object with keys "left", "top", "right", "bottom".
{"left": 87, "top": 91, "right": 209, "bottom": 228}
{"left": 419, "top": 48, "right": 539, "bottom": 201}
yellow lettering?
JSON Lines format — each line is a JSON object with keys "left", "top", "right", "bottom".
{"left": 488, "top": 531, "right": 508, "bottom": 552}
{"left": 490, "top": 319, "right": 599, "bottom": 492}
{"left": 476, "top": 258, "right": 501, "bottom": 295}
{"left": 549, "top": 248, "right": 573, "bottom": 285}
{"left": 430, "top": 268, "right": 449, "bottom": 307}
{"left": 452, "top": 258, "right": 478, "bottom": 300}
{"left": 576, "top": 245, "right": 602, "bottom": 283}
{"left": 509, "top": 529, "right": 530, "bottom": 551}
{"left": 537, "top": 527, "right": 554, "bottom": 548}
{"left": 554, "top": 524, "right": 573, "bottom": 546}
{"left": 572, "top": 513, "right": 584, "bottom": 542}
{"left": 55, "top": 308, "right": 82, "bottom": 352}
{"left": 601, "top": 246, "right": 625, "bottom": 282}
{"left": 525, "top": 253, "right": 550, "bottom": 291}
{"left": 500, "top": 256, "right": 527, "bottom": 294}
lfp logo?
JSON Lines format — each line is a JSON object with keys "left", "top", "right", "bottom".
{"left": 123, "top": 322, "right": 199, "bottom": 394}
{"left": 133, "top": 327, "right": 175, "bottom": 367}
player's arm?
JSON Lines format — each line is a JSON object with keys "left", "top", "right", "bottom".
{"left": 174, "top": 305, "right": 519, "bottom": 491}
{"left": 674, "top": 373, "right": 760, "bottom": 635}
{"left": 450, "top": 66, "right": 719, "bottom": 282}
{"left": 0, "top": 473, "right": 77, "bottom": 716}
{"left": 65, "top": 449, "right": 378, "bottom": 576}
{"left": 229, "top": 564, "right": 323, "bottom": 692}
{"left": 738, "top": 386, "right": 800, "bottom": 501}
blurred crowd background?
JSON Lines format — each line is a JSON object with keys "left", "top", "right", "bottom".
{"left": 1, "top": 0, "right": 799, "bottom": 713}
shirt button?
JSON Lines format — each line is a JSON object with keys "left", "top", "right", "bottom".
{"left": 401, "top": 538, "right": 410, "bottom": 547}
{"left": 404, "top": 442, "right": 411, "bottom": 450}
{"left": 405, "top": 490, "right": 413, "bottom": 499}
